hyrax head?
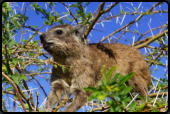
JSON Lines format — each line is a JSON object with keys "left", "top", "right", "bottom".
{"left": 40, "top": 24, "right": 87, "bottom": 57}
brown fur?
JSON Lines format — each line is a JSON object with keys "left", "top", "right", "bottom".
{"left": 40, "top": 24, "right": 151, "bottom": 112}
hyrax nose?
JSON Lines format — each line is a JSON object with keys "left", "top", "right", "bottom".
{"left": 40, "top": 33, "right": 45, "bottom": 43}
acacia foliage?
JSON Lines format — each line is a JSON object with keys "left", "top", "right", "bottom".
{"left": 2, "top": 2, "right": 168, "bottom": 112}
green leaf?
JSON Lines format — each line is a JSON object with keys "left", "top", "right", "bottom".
{"left": 55, "top": 11, "right": 60, "bottom": 17}
{"left": 101, "top": 65, "right": 107, "bottom": 82}
{"left": 62, "top": 12, "right": 67, "bottom": 14}
{"left": 14, "top": 95, "right": 18, "bottom": 99}
{"left": 61, "top": 66, "right": 67, "bottom": 73}
{"left": 117, "top": 84, "right": 126, "bottom": 90}
{"left": 138, "top": 95, "right": 145, "bottom": 102}
{"left": 118, "top": 74, "right": 124, "bottom": 82}
{"left": 7, "top": 5, "right": 12, "bottom": 12}
{"left": 115, "top": 106, "right": 122, "bottom": 112}
{"left": 84, "top": 87, "right": 99, "bottom": 92}
{"left": 166, "top": 47, "right": 168, "bottom": 51}
{"left": 109, "top": 106, "right": 115, "bottom": 112}
{"left": 11, "top": 76, "right": 19, "bottom": 85}
{"left": 2, "top": 2, "right": 7, "bottom": 7}
{"left": 107, "top": 66, "right": 117, "bottom": 79}
{"left": 11, "top": 58, "right": 18, "bottom": 65}
{"left": 31, "top": 25, "right": 37, "bottom": 29}
{"left": 122, "top": 96, "right": 131, "bottom": 102}
{"left": 152, "top": 106, "right": 159, "bottom": 112}
{"left": 109, "top": 73, "right": 121, "bottom": 86}
{"left": 11, "top": 19, "right": 20, "bottom": 29}
{"left": 124, "top": 86, "right": 133, "bottom": 94}
{"left": 96, "top": 93, "right": 107, "bottom": 101}
{"left": 2, "top": 78, "right": 9, "bottom": 83}
{"left": 23, "top": 39, "right": 28, "bottom": 43}
{"left": 107, "top": 100, "right": 113, "bottom": 106}
{"left": 43, "top": 20, "right": 50, "bottom": 25}
{"left": 112, "top": 87, "right": 121, "bottom": 92}
{"left": 137, "top": 102, "right": 146, "bottom": 112}
{"left": 128, "top": 101, "right": 136, "bottom": 112}
{"left": 7, "top": 87, "right": 14, "bottom": 90}
{"left": 24, "top": 104, "right": 29, "bottom": 110}
{"left": 119, "top": 72, "right": 135, "bottom": 85}
{"left": 19, "top": 75, "right": 27, "bottom": 80}
{"left": 38, "top": 109, "right": 43, "bottom": 112}
{"left": 88, "top": 92, "right": 100, "bottom": 101}
{"left": 49, "top": 15, "right": 54, "bottom": 21}
{"left": 53, "top": 64, "right": 57, "bottom": 68}
{"left": 6, "top": 22, "right": 10, "bottom": 32}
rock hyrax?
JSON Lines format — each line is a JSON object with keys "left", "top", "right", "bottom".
{"left": 40, "top": 24, "right": 151, "bottom": 112}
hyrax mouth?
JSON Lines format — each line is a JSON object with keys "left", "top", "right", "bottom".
{"left": 42, "top": 42, "right": 53, "bottom": 47}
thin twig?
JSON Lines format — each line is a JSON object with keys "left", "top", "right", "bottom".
{"left": 23, "top": 53, "right": 42, "bottom": 64}
{"left": 91, "top": 106, "right": 110, "bottom": 112}
{"left": 60, "top": 2, "right": 78, "bottom": 24}
{"left": 35, "top": 92, "right": 39, "bottom": 111}
{"left": 100, "top": 2, "right": 161, "bottom": 43}
{"left": 24, "top": 72, "right": 51, "bottom": 76}
{"left": 145, "top": 60, "right": 166, "bottom": 67}
{"left": 25, "top": 70, "right": 48, "bottom": 97}
{"left": 23, "top": 24, "right": 46, "bottom": 48}
{"left": 97, "top": 10, "right": 168, "bottom": 23}
{"left": 13, "top": 96, "right": 16, "bottom": 112}
{"left": 17, "top": 4, "right": 28, "bottom": 53}
{"left": 148, "top": 50, "right": 164, "bottom": 67}
{"left": 141, "top": 105, "right": 168, "bottom": 112}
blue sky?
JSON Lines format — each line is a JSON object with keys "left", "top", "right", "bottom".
{"left": 3, "top": 2, "right": 168, "bottom": 112}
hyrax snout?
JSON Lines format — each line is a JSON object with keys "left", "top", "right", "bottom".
{"left": 40, "top": 24, "right": 151, "bottom": 112}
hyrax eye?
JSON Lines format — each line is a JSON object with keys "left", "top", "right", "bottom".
{"left": 75, "top": 30, "right": 79, "bottom": 34}
{"left": 55, "top": 30, "right": 63, "bottom": 35}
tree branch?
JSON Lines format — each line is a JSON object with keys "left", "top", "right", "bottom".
{"left": 2, "top": 72, "right": 27, "bottom": 112}
{"left": 84, "top": 2, "right": 105, "bottom": 39}
{"left": 146, "top": 60, "right": 166, "bottom": 67}
{"left": 84, "top": 2, "right": 119, "bottom": 40}
{"left": 148, "top": 92, "right": 167, "bottom": 98}
{"left": 103, "top": 2, "right": 119, "bottom": 13}
{"left": 134, "top": 29, "right": 168, "bottom": 49}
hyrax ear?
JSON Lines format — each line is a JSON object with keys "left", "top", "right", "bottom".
{"left": 74, "top": 24, "right": 87, "bottom": 37}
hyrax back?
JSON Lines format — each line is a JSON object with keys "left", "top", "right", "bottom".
{"left": 40, "top": 24, "right": 151, "bottom": 112}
